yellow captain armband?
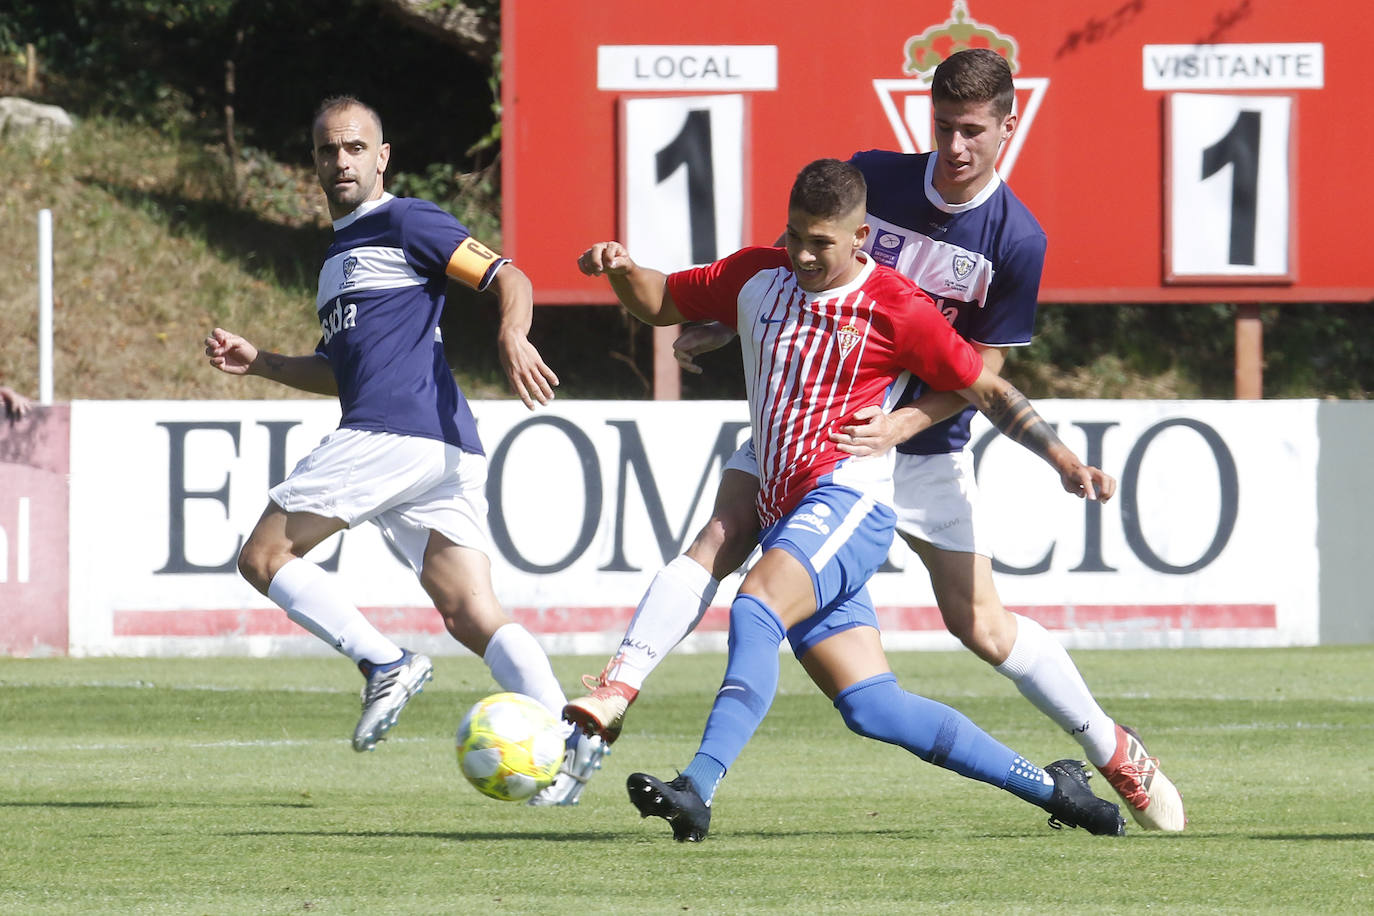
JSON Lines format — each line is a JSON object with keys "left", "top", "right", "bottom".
{"left": 446, "top": 237, "right": 505, "bottom": 289}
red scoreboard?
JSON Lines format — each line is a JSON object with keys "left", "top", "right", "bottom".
{"left": 502, "top": 0, "right": 1374, "bottom": 305}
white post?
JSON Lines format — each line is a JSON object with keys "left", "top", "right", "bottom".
{"left": 38, "top": 208, "right": 53, "bottom": 405}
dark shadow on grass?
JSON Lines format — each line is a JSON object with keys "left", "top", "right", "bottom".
{"left": 225, "top": 829, "right": 634, "bottom": 843}
{"left": 223, "top": 825, "right": 1035, "bottom": 842}
{"left": 0, "top": 800, "right": 153, "bottom": 809}
{"left": 0, "top": 800, "right": 315, "bottom": 809}
{"left": 82, "top": 178, "right": 329, "bottom": 294}
{"left": 1254, "top": 832, "right": 1374, "bottom": 841}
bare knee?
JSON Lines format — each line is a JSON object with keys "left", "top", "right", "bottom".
{"left": 911, "top": 541, "right": 1017, "bottom": 664}
{"left": 237, "top": 506, "right": 341, "bottom": 597}
{"left": 685, "top": 514, "right": 756, "bottom": 579}
{"left": 686, "top": 471, "right": 761, "bottom": 579}
{"left": 941, "top": 600, "right": 1017, "bottom": 665}
{"left": 237, "top": 537, "right": 278, "bottom": 596}
{"left": 419, "top": 543, "right": 509, "bottom": 655}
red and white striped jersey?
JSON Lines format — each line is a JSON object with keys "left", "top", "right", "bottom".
{"left": 667, "top": 246, "right": 981, "bottom": 525}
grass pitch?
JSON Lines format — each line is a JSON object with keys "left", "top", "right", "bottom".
{"left": 2, "top": 646, "right": 1370, "bottom": 914}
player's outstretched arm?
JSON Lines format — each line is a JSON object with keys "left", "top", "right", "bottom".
{"left": 490, "top": 264, "right": 559, "bottom": 409}
{"left": 204, "top": 327, "right": 338, "bottom": 396}
{"left": 577, "top": 241, "right": 685, "bottom": 326}
{"left": 959, "top": 368, "right": 1116, "bottom": 502}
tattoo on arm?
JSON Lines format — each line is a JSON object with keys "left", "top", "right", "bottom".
{"left": 982, "top": 385, "right": 1062, "bottom": 462}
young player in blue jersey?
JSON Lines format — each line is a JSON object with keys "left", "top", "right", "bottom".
{"left": 565, "top": 49, "right": 1185, "bottom": 830}
{"left": 205, "top": 96, "right": 603, "bottom": 805}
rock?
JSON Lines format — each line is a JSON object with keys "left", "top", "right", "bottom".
{"left": 0, "top": 97, "right": 75, "bottom": 150}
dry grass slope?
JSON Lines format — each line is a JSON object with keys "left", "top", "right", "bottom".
{"left": 1, "top": 117, "right": 332, "bottom": 402}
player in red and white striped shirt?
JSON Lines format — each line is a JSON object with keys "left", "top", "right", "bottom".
{"left": 577, "top": 158, "right": 1122, "bottom": 841}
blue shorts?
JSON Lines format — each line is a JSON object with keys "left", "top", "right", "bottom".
{"left": 759, "top": 485, "right": 897, "bottom": 658}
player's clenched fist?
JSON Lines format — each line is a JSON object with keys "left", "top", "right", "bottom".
{"left": 204, "top": 327, "right": 258, "bottom": 376}
{"left": 577, "top": 241, "right": 634, "bottom": 277}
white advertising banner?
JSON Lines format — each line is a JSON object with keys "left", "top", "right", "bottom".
{"left": 67, "top": 399, "right": 1318, "bottom": 656}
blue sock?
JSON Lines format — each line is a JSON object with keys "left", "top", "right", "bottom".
{"left": 692, "top": 594, "right": 787, "bottom": 798}
{"left": 833, "top": 673, "right": 1054, "bottom": 803}
{"left": 682, "top": 754, "right": 727, "bottom": 804}
{"left": 1004, "top": 755, "right": 1055, "bottom": 804}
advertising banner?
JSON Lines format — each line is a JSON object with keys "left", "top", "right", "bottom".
{"left": 0, "top": 406, "right": 70, "bottom": 656}
{"left": 66, "top": 399, "right": 1316, "bottom": 656}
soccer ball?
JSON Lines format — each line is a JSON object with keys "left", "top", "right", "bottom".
{"left": 456, "top": 692, "right": 566, "bottom": 802}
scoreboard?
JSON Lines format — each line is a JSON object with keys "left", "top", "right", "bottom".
{"left": 502, "top": 0, "right": 1374, "bottom": 305}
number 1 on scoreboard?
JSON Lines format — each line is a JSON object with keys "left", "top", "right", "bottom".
{"left": 619, "top": 94, "right": 748, "bottom": 274}
{"left": 1165, "top": 92, "right": 1296, "bottom": 284}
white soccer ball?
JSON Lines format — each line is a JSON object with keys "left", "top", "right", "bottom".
{"left": 456, "top": 692, "right": 566, "bottom": 802}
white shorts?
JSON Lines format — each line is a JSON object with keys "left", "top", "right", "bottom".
{"left": 724, "top": 438, "right": 758, "bottom": 475}
{"left": 891, "top": 450, "right": 991, "bottom": 557}
{"left": 268, "top": 427, "right": 492, "bottom": 574}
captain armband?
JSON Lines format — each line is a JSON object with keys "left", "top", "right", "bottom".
{"left": 446, "top": 237, "right": 507, "bottom": 290}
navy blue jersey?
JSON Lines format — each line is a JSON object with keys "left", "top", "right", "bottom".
{"left": 850, "top": 150, "right": 1046, "bottom": 455}
{"left": 314, "top": 194, "right": 508, "bottom": 454}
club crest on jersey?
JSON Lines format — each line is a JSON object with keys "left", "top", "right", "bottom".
{"left": 836, "top": 323, "right": 861, "bottom": 359}
{"left": 339, "top": 255, "right": 359, "bottom": 290}
{"left": 871, "top": 231, "right": 905, "bottom": 268}
{"left": 952, "top": 253, "right": 976, "bottom": 280}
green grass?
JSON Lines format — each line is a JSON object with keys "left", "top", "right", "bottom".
{"left": 2, "top": 647, "right": 1371, "bottom": 914}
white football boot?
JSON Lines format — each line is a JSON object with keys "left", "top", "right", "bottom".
{"left": 352, "top": 650, "right": 433, "bottom": 752}
{"left": 1098, "top": 725, "right": 1186, "bottom": 831}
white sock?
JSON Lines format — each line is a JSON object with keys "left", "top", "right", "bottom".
{"left": 483, "top": 623, "right": 568, "bottom": 719}
{"left": 995, "top": 613, "right": 1118, "bottom": 766}
{"left": 610, "top": 555, "right": 719, "bottom": 691}
{"left": 267, "top": 558, "right": 402, "bottom": 668}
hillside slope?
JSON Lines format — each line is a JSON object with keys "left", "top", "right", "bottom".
{"left": 2, "top": 116, "right": 1369, "bottom": 403}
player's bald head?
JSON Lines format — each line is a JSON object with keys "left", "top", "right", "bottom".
{"left": 311, "top": 96, "right": 384, "bottom": 144}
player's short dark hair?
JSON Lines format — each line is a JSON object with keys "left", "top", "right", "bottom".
{"left": 311, "top": 95, "right": 385, "bottom": 142}
{"left": 789, "top": 158, "right": 867, "bottom": 219}
{"left": 931, "top": 48, "right": 1015, "bottom": 119}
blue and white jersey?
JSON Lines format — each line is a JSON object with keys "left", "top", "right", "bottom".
{"left": 315, "top": 193, "right": 508, "bottom": 454}
{"left": 850, "top": 150, "right": 1046, "bottom": 455}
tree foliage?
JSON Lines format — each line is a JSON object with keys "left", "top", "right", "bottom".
{"left": 0, "top": 0, "right": 494, "bottom": 167}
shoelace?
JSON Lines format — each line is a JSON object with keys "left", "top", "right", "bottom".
{"left": 1105, "top": 758, "right": 1157, "bottom": 807}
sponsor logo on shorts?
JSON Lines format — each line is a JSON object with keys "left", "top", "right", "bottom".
{"left": 788, "top": 511, "right": 831, "bottom": 535}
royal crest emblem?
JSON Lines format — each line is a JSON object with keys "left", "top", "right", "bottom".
{"left": 902, "top": 0, "right": 1019, "bottom": 80}
{"left": 872, "top": 1, "right": 1047, "bottom": 180}
{"left": 836, "top": 323, "right": 861, "bottom": 359}
{"left": 953, "top": 253, "right": 976, "bottom": 280}
{"left": 342, "top": 255, "right": 358, "bottom": 280}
